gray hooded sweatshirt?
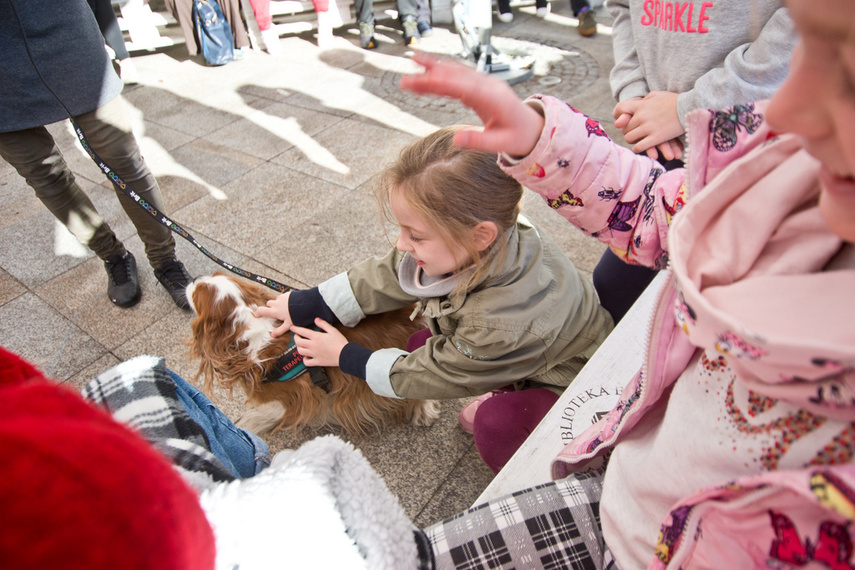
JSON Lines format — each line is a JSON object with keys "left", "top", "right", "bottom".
{"left": 607, "top": 0, "right": 795, "bottom": 127}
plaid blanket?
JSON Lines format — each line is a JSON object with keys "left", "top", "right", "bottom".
{"left": 82, "top": 355, "right": 234, "bottom": 483}
{"left": 425, "top": 470, "right": 617, "bottom": 570}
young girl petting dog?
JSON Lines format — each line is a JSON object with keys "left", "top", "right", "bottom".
{"left": 395, "top": 0, "right": 855, "bottom": 567}
{"left": 254, "top": 125, "right": 613, "bottom": 473}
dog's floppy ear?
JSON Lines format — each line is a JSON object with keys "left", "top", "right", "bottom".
{"left": 187, "top": 280, "right": 260, "bottom": 396}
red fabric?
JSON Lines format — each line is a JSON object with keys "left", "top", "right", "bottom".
{"left": 0, "top": 346, "right": 216, "bottom": 570}
{"left": 406, "top": 327, "right": 432, "bottom": 352}
{"left": 247, "top": 0, "right": 272, "bottom": 30}
{"left": 473, "top": 388, "right": 560, "bottom": 474}
{"left": 0, "top": 344, "right": 44, "bottom": 387}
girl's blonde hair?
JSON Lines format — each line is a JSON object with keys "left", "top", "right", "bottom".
{"left": 378, "top": 125, "right": 523, "bottom": 298}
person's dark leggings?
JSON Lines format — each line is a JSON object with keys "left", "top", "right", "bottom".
{"left": 593, "top": 153, "right": 684, "bottom": 323}
{"left": 593, "top": 249, "right": 659, "bottom": 324}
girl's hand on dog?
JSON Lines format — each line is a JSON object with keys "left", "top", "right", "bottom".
{"left": 253, "top": 292, "right": 292, "bottom": 337}
{"left": 291, "top": 318, "right": 348, "bottom": 367}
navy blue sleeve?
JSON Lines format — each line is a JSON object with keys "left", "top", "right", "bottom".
{"left": 289, "top": 287, "right": 340, "bottom": 327}
{"left": 339, "top": 342, "right": 373, "bottom": 380}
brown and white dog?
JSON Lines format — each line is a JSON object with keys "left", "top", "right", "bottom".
{"left": 185, "top": 272, "right": 440, "bottom": 436}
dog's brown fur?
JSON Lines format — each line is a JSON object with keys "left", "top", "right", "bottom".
{"left": 186, "top": 272, "right": 439, "bottom": 436}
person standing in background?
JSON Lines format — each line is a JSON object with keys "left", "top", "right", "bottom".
{"left": 165, "top": 0, "right": 251, "bottom": 59}
{"left": 0, "top": 0, "right": 194, "bottom": 310}
{"left": 594, "top": 0, "right": 795, "bottom": 323}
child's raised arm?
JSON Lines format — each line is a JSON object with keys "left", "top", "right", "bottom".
{"left": 400, "top": 53, "right": 545, "bottom": 158}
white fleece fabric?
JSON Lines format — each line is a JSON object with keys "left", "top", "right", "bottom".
{"left": 199, "top": 435, "right": 419, "bottom": 569}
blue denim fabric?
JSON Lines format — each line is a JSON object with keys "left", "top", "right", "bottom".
{"left": 170, "top": 371, "right": 270, "bottom": 478}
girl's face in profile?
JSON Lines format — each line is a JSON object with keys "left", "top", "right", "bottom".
{"left": 767, "top": 0, "right": 855, "bottom": 241}
{"left": 390, "top": 190, "right": 473, "bottom": 277}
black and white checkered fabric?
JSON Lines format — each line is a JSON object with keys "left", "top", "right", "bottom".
{"left": 82, "top": 355, "right": 234, "bottom": 483}
{"left": 425, "top": 471, "right": 616, "bottom": 570}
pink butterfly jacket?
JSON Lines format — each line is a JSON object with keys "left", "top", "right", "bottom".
{"left": 500, "top": 96, "right": 855, "bottom": 569}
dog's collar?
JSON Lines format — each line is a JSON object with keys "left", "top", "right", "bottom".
{"left": 263, "top": 337, "right": 330, "bottom": 392}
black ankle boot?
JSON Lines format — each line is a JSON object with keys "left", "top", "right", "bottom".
{"left": 153, "top": 258, "right": 193, "bottom": 310}
{"left": 104, "top": 251, "right": 141, "bottom": 308}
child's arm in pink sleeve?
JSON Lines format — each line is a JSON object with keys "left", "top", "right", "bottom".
{"left": 499, "top": 95, "right": 688, "bottom": 269}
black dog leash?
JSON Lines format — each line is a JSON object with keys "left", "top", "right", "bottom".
{"left": 70, "top": 119, "right": 293, "bottom": 293}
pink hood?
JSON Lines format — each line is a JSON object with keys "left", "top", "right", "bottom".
{"left": 672, "top": 113, "right": 855, "bottom": 421}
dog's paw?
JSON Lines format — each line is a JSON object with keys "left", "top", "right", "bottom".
{"left": 236, "top": 400, "right": 286, "bottom": 435}
{"left": 410, "top": 400, "right": 441, "bottom": 427}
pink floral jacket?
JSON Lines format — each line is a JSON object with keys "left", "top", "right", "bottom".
{"left": 501, "top": 96, "right": 855, "bottom": 569}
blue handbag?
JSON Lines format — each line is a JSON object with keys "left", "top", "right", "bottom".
{"left": 192, "top": 0, "right": 234, "bottom": 66}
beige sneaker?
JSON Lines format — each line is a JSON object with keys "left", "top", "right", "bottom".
{"left": 578, "top": 8, "right": 597, "bottom": 36}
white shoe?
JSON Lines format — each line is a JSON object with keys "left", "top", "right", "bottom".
{"left": 497, "top": 11, "right": 513, "bottom": 22}
{"left": 118, "top": 58, "right": 139, "bottom": 85}
{"left": 535, "top": 4, "right": 550, "bottom": 17}
{"left": 261, "top": 28, "right": 283, "bottom": 55}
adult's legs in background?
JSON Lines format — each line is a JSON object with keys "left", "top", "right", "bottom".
{"left": 218, "top": 0, "right": 251, "bottom": 49}
{"left": 247, "top": 0, "right": 272, "bottom": 30}
{"left": 75, "top": 96, "right": 194, "bottom": 309}
{"left": 247, "top": 0, "right": 286, "bottom": 53}
{"left": 415, "top": 0, "right": 433, "bottom": 35}
{"left": 354, "top": 0, "right": 375, "bottom": 24}
{"left": 164, "top": 0, "right": 199, "bottom": 55}
{"left": 73, "top": 96, "right": 178, "bottom": 269}
{"left": 569, "top": 0, "right": 590, "bottom": 15}
{"left": 0, "top": 125, "right": 126, "bottom": 262}
{"left": 397, "top": 0, "right": 420, "bottom": 43}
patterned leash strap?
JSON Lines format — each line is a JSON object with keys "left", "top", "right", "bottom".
{"left": 70, "top": 117, "right": 293, "bottom": 294}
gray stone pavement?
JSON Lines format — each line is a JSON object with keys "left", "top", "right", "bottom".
{"left": 0, "top": 1, "right": 620, "bottom": 527}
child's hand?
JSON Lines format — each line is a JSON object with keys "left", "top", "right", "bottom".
{"left": 253, "top": 291, "right": 292, "bottom": 338}
{"left": 400, "top": 52, "right": 545, "bottom": 158}
{"left": 612, "top": 91, "right": 684, "bottom": 160}
{"left": 291, "top": 318, "right": 348, "bottom": 368}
